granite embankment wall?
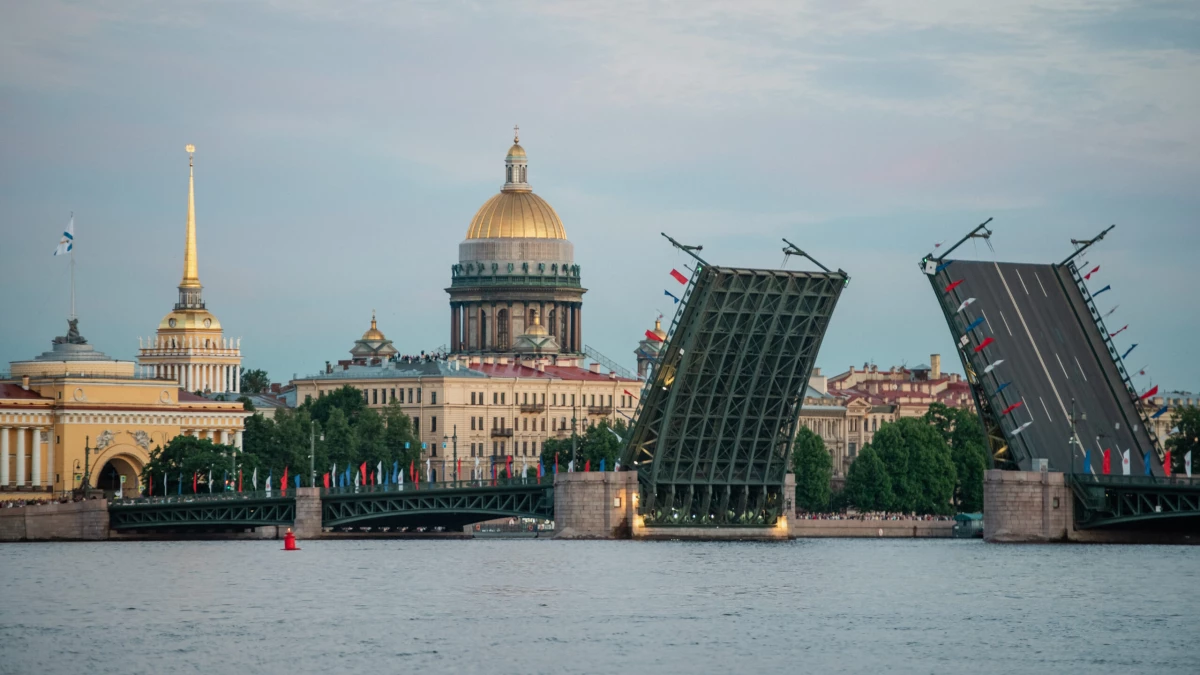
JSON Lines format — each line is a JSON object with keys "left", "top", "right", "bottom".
{"left": 791, "top": 519, "right": 953, "bottom": 538}
{"left": 0, "top": 499, "right": 110, "bottom": 541}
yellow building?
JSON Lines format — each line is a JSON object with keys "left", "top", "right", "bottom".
{"left": 1, "top": 322, "right": 248, "bottom": 499}
{"left": 137, "top": 145, "right": 243, "bottom": 393}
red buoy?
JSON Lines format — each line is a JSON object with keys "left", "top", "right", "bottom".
{"left": 283, "top": 528, "right": 300, "bottom": 551}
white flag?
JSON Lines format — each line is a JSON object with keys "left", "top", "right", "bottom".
{"left": 53, "top": 215, "right": 74, "bottom": 256}
{"left": 1121, "top": 449, "right": 1131, "bottom": 475}
{"left": 1010, "top": 421, "right": 1033, "bottom": 437}
{"left": 265, "top": 470, "right": 272, "bottom": 495}
{"left": 377, "top": 461, "right": 383, "bottom": 485}
{"left": 354, "top": 471, "right": 360, "bottom": 487}
{"left": 1186, "top": 451, "right": 1192, "bottom": 478}
{"left": 207, "top": 469, "right": 213, "bottom": 493}
{"left": 252, "top": 467, "right": 258, "bottom": 490}
{"left": 426, "top": 458, "right": 431, "bottom": 483}
{"left": 614, "top": 459, "right": 621, "bottom": 471}
{"left": 956, "top": 298, "right": 976, "bottom": 313}
{"left": 984, "top": 359, "right": 1005, "bottom": 374}
{"left": 568, "top": 460, "right": 575, "bottom": 473}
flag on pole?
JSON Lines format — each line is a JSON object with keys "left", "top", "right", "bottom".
{"left": 669, "top": 269, "right": 687, "bottom": 284}
{"left": 252, "top": 467, "right": 258, "bottom": 491}
{"left": 664, "top": 289, "right": 680, "bottom": 304}
{"left": 538, "top": 459, "right": 544, "bottom": 478}
{"left": 177, "top": 472, "right": 182, "bottom": 495}
{"left": 393, "top": 461, "right": 399, "bottom": 484}
{"left": 377, "top": 461, "right": 383, "bottom": 485}
{"left": 457, "top": 458, "right": 462, "bottom": 480}
{"left": 585, "top": 460, "right": 591, "bottom": 472}
{"left": 163, "top": 473, "right": 167, "bottom": 496}
{"left": 295, "top": 475, "right": 301, "bottom": 489}
{"left": 360, "top": 462, "right": 367, "bottom": 485}
{"left": 281, "top": 466, "right": 289, "bottom": 493}
{"left": 354, "top": 470, "right": 360, "bottom": 487}
{"left": 600, "top": 458, "right": 606, "bottom": 472}
{"left": 207, "top": 469, "right": 213, "bottom": 493}
{"left": 1010, "top": 421, "right": 1033, "bottom": 436}
{"left": 192, "top": 471, "right": 198, "bottom": 494}
{"left": 1105, "top": 305, "right": 1119, "bottom": 318}
{"left": 368, "top": 470, "right": 374, "bottom": 485}
{"left": 1102, "top": 449, "right": 1111, "bottom": 475}
{"left": 1138, "top": 385, "right": 1158, "bottom": 401}
{"left": 983, "top": 359, "right": 1004, "bottom": 374}
{"left": 645, "top": 329, "right": 664, "bottom": 342}
{"left": 323, "top": 473, "right": 330, "bottom": 489}
{"left": 1186, "top": 451, "right": 1192, "bottom": 478}
{"left": 944, "top": 279, "right": 964, "bottom": 293}
{"left": 1092, "top": 285, "right": 1111, "bottom": 296}
{"left": 1144, "top": 453, "right": 1152, "bottom": 476}
{"left": 1121, "top": 449, "right": 1131, "bottom": 475}
{"left": 1164, "top": 451, "right": 1172, "bottom": 477}
{"left": 332, "top": 463, "right": 337, "bottom": 487}
{"left": 1122, "top": 344, "right": 1138, "bottom": 360}
{"left": 935, "top": 260, "right": 954, "bottom": 273}
{"left": 1083, "top": 449, "right": 1092, "bottom": 474}
{"left": 955, "top": 298, "right": 976, "bottom": 313}
{"left": 994, "top": 382, "right": 1011, "bottom": 395}
{"left": 1084, "top": 265, "right": 1100, "bottom": 280}
{"left": 615, "top": 459, "right": 620, "bottom": 471}
{"left": 266, "top": 470, "right": 273, "bottom": 495}
{"left": 1109, "top": 325, "right": 1128, "bottom": 338}
{"left": 973, "top": 337, "right": 995, "bottom": 352}
{"left": 568, "top": 460, "right": 575, "bottom": 473}
{"left": 53, "top": 215, "right": 75, "bottom": 256}
{"left": 1000, "top": 401, "right": 1023, "bottom": 415}
{"left": 555, "top": 453, "right": 559, "bottom": 474}
{"left": 964, "top": 317, "right": 984, "bottom": 332}
{"left": 624, "top": 389, "right": 637, "bottom": 398}
{"left": 426, "top": 458, "right": 431, "bottom": 483}
{"left": 1151, "top": 405, "right": 1169, "bottom": 419}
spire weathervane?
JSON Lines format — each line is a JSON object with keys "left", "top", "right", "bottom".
{"left": 513, "top": 124, "right": 519, "bottom": 143}
{"left": 176, "top": 143, "right": 204, "bottom": 309}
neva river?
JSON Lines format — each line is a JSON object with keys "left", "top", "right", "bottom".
{"left": 2, "top": 539, "right": 1196, "bottom": 674}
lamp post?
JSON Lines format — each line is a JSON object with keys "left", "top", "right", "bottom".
{"left": 81, "top": 436, "right": 92, "bottom": 495}
{"left": 310, "top": 420, "right": 323, "bottom": 488}
{"left": 72, "top": 459, "right": 82, "bottom": 491}
{"left": 1067, "top": 398, "right": 1086, "bottom": 474}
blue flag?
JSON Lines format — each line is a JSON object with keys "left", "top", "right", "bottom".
{"left": 1121, "top": 343, "right": 1138, "bottom": 360}
{"left": 1092, "top": 285, "right": 1111, "bottom": 296}
{"left": 163, "top": 473, "right": 168, "bottom": 496}
{"left": 1083, "top": 449, "right": 1091, "bottom": 474}
{"left": 177, "top": 472, "right": 182, "bottom": 495}
{"left": 935, "top": 260, "right": 954, "bottom": 273}
{"left": 538, "top": 460, "right": 544, "bottom": 478}
{"left": 1144, "top": 453, "right": 1152, "bottom": 476}
{"left": 965, "top": 316, "right": 984, "bottom": 332}
{"left": 600, "top": 458, "right": 606, "bottom": 472}
{"left": 995, "top": 382, "right": 1011, "bottom": 395}
{"left": 393, "top": 461, "right": 399, "bottom": 484}
{"left": 664, "top": 289, "right": 680, "bottom": 304}
{"left": 1151, "top": 405, "right": 1169, "bottom": 419}
{"left": 295, "top": 475, "right": 301, "bottom": 489}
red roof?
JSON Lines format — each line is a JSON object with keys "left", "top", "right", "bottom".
{"left": 470, "top": 363, "right": 637, "bottom": 382}
{"left": 177, "top": 389, "right": 211, "bottom": 402}
{"left": 0, "top": 383, "right": 52, "bottom": 401}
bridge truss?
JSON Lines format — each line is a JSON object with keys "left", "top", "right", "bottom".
{"left": 322, "top": 480, "right": 554, "bottom": 530}
{"left": 109, "top": 492, "right": 295, "bottom": 530}
{"left": 1069, "top": 474, "right": 1200, "bottom": 529}
{"left": 622, "top": 261, "right": 847, "bottom": 527}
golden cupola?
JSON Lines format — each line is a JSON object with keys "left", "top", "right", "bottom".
{"left": 464, "top": 127, "right": 566, "bottom": 240}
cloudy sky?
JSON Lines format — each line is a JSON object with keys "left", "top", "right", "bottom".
{"left": 2, "top": 0, "right": 1197, "bottom": 390}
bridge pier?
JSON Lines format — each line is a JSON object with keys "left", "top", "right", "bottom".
{"left": 553, "top": 471, "right": 639, "bottom": 539}
{"left": 293, "top": 487, "right": 323, "bottom": 540}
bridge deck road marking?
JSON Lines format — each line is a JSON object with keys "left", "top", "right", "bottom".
{"left": 1055, "top": 352, "right": 1070, "bottom": 380}
{"left": 1041, "top": 397, "right": 1054, "bottom": 423}
{"left": 981, "top": 310, "right": 994, "bottom": 332}
{"left": 1034, "top": 271, "right": 1048, "bottom": 297}
{"left": 1023, "top": 396, "right": 1033, "bottom": 421}
{"left": 998, "top": 310, "right": 1013, "bottom": 336}
{"left": 1074, "top": 355, "right": 1088, "bottom": 382}
{"left": 993, "top": 262, "right": 1071, "bottom": 421}
{"left": 1015, "top": 269, "right": 1030, "bottom": 295}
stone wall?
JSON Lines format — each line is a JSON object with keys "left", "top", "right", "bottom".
{"left": 553, "top": 471, "right": 638, "bottom": 539}
{"left": 292, "top": 487, "right": 323, "bottom": 539}
{"left": 983, "top": 469, "right": 1071, "bottom": 542}
{"left": 791, "top": 519, "right": 954, "bottom": 538}
{"left": 0, "top": 499, "right": 110, "bottom": 541}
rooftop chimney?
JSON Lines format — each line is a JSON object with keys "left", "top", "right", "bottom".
{"left": 931, "top": 354, "right": 941, "bottom": 380}
{"left": 589, "top": 362, "right": 602, "bottom": 374}
{"left": 21, "top": 375, "right": 30, "bottom": 391}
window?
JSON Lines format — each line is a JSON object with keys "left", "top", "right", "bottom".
{"left": 591, "top": 394, "right": 596, "bottom": 406}
{"left": 418, "top": 388, "right": 422, "bottom": 403}
{"left": 363, "top": 389, "right": 369, "bottom": 403}
{"left": 523, "top": 441, "right": 528, "bottom": 455}
{"left": 471, "top": 392, "right": 476, "bottom": 405}
{"left": 493, "top": 392, "right": 498, "bottom": 405}
{"left": 541, "top": 418, "right": 546, "bottom": 431}
{"left": 408, "top": 388, "right": 414, "bottom": 403}
{"left": 500, "top": 441, "right": 506, "bottom": 455}
{"left": 551, "top": 418, "right": 556, "bottom": 431}
{"left": 571, "top": 394, "right": 576, "bottom": 406}
{"left": 562, "top": 416, "right": 567, "bottom": 429}
{"left": 514, "top": 417, "right": 518, "bottom": 429}
{"left": 849, "top": 442, "right": 857, "bottom": 458}
{"left": 414, "top": 418, "right": 420, "bottom": 435}
{"left": 391, "top": 388, "right": 396, "bottom": 402}
{"left": 470, "top": 443, "right": 475, "bottom": 457}
{"left": 492, "top": 442, "right": 497, "bottom": 456}
{"left": 431, "top": 436, "right": 438, "bottom": 455}
{"left": 372, "top": 389, "right": 378, "bottom": 405}
{"left": 431, "top": 392, "right": 437, "bottom": 405}
{"left": 524, "top": 392, "right": 529, "bottom": 404}
{"left": 872, "top": 418, "right": 877, "bottom": 432}
{"left": 553, "top": 393, "right": 557, "bottom": 406}
{"left": 532, "top": 441, "right": 537, "bottom": 454}
{"left": 501, "top": 393, "right": 506, "bottom": 405}
{"left": 492, "top": 416, "right": 498, "bottom": 429}
{"left": 305, "top": 394, "right": 312, "bottom": 404}
{"left": 523, "top": 418, "right": 528, "bottom": 431}
{"left": 471, "top": 417, "right": 476, "bottom": 431}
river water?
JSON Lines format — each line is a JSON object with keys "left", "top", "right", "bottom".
{"left": 1, "top": 539, "right": 1196, "bottom": 674}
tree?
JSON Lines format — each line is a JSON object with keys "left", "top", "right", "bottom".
{"left": 307, "top": 384, "right": 367, "bottom": 425}
{"left": 240, "top": 369, "right": 271, "bottom": 394}
{"left": 924, "top": 403, "right": 988, "bottom": 512}
{"left": 843, "top": 445, "right": 892, "bottom": 511}
{"left": 383, "top": 399, "right": 420, "bottom": 469}
{"left": 1166, "top": 406, "right": 1200, "bottom": 475}
{"left": 323, "top": 407, "right": 356, "bottom": 469}
{"left": 142, "top": 435, "right": 237, "bottom": 494}
{"left": 871, "top": 417, "right": 956, "bottom": 514}
{"left": 792, "top": 427, "right": 832, "bottom": 511}
{"left": 236, "top": 395, "right": 256, "bottom": 412}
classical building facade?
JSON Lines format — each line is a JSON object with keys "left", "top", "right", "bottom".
{"left": 1, "top": 320, "right": 248, "bottom": 499}
{"left": 446, "top": 130, "right": 585, "bottom": 355}
{"left": 137, "top": 145, "right": 243, "bottom": 394}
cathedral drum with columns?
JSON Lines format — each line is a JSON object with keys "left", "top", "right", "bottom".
{"left": 447, "top": 129, "right": 586, "bottom": 355}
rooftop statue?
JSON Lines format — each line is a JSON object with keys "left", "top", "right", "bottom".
{"left": 53, "top": 318, "right": 88, "bottom": 345}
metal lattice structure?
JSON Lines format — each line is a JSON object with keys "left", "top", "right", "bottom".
{"left": 1069, "top": 474, "right": 1200, "bottom": 529}
{"left": 621, "top": 264, "right": 847, "bottom": 527}
{"left": 322, "top": 481, "right": 553, "bottom": 529}
{"left": 109, "top": 493, "right": 294, "bottom": 529}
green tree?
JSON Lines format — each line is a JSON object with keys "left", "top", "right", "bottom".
{"left": 383, "top": 399, "right": 420, "bottom": 468}
{"left": 843, "top": 445, "right": 892, "bottom": 511}
{"left": 355, "top": 407, "right": 389, "bottom": 470}
{"left": 236, "top": 395, "right": 257, "bottom": 412}
{"left": 324, "top": 407, "right": 356, "bottom": 469}
{"left": 240, "top": 368, "right": 271, "bottom": 394}
{"left": 792, "top": 427, "right": 832, "bottom": 511}
{"left": 871, "top": 417, "right": 956, "bottom": 514}
{"left": 1166, "top": 406, "right": 1200, "bottom": 475}
{"left": 307, "top": 384, "right": 367, "bottom": 425}
{"left": 924, "top": 403, "right": 988, "bottom": 512}
{"left": 142, "top": 435, "right": 237, "bottom": 494}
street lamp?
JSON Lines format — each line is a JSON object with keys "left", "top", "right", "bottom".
{"left": 1068, "top": 398, "right": 1086, "bottom": 474}
{"left": 310, "top": 420, "right": 323, "bottom": 488}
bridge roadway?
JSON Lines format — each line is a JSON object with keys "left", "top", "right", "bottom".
{"left": 933, "top": 259, "right": 1160, "bottom": 474}
{"left": 108, "top": 476, "right": 555, "bottom": 531}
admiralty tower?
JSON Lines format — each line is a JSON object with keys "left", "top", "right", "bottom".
{"left": 446, "top": 129, "right": 585, "bottom": 357}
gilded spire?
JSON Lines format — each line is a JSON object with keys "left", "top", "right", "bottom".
{"left": 181, "top": 144, "right": 200, "bottom": 288}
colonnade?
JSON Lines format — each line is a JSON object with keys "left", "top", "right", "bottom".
{"left": 0, "top": 426, "right": 52, "bottom": 490}
{"left": 450, "top": 300, "right": 583, "bottom": 353}
{"left": 184, "top": 427, "right": 244, "bottom": 450}
{"left": 146, "top": 363, "right": 242, "bottom": 393}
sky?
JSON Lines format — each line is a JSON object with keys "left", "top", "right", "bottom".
{"left": 1, "top": 0, "right": 1198, "bottom": 390}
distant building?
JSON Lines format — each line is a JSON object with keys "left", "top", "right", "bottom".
{"left": 1141, "top": 391, "right": 1198, "bottom": 451}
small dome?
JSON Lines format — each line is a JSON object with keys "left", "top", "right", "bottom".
{"left": 652, "top": 318, "right": 667, "bottom": 340}
{"left": 507, "top": 143, "right": 526, "bottom": 159}
{"left": 466, "top": 191, "right": 566, "bottom": 239}
{"left": 361, "top": 312, "right": 385, "bottom": 341}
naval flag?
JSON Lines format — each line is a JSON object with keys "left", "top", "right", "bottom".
{"left": 54, "top": 215, "right": 74, "bottom": 256}
{"left": 1121, "top": 449, "right": 1131, "bottom": 475}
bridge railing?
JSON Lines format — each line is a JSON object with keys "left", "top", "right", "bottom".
{"left": 1067, "top": 473, "right": 1200, "bottom": 488}
{"left": 111, "top": 490, "right": 285, "bottom": 506}
{"left": 322, "top": 473, "right": 555, "bottom": 496}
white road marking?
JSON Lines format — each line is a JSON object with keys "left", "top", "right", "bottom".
{"left": 1015, "top": 269, "right": 1030, "bottom": 295}
{"left": 1041, "top": 397, "right": 1054, "bottom": 423}
{"left": 994, "top": 262, "right": 1071, "bottom": 421}
{"left": 1034, "top": 272, "right": 1048, "bottom": 297}
{"left": 1055, "top": 352, "right": 1070, "bottom": 380}
{"left": 1023, "top": 396, "right": 1033, "bottom": 421}
{"left": 982, "top": 310, "right": 994, "bottom": 332}
{"left": 998, "top": 310, "right": 1013, "bottom": 336}
{"left": 1074, "top": 356, "right": 1088, "bottom": 382}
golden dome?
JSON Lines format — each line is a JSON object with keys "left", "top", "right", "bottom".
{"left": 158, "top": 308, "right": 221, "bottom": 331}
{"left": 361, "top": 311, "right": 385, "bottom": 340}
{"left": 466, "top": 191, "right": 566, "bottom": 239}
{"left": 507, "top": 143, "right": 526, "bottom": 159}
{"left": 652, "top": 318, "right": 667, "bottom": 340}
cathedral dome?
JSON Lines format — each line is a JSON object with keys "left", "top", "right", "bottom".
{"left": 465, "top": 130, "right": 566, "bottom": 240}
{"left": 361, "top": 312, "right": 385, "bottom": 341}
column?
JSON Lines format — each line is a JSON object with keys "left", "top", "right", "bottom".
{"left": 221, "top": 429, "right": 230, "bottom": 445}
{"left": 234, "top": 365, "right": 241, "bottom": 393}
{"left": 31, "top": 429, "right": 42, "bottom": 487}
{"left": 15, "top": 427, "right": 25, "bottom": 487}
{"left": 1, "top": 427, "right": 9, "bottom": 487}
{"left": 47, "top": 426, "right": 55, "bottom": 490}
{"left": 235, "top": 430, "right": 244, "bottom": 450}
{"left": 575, "top": 303, "right": 583, "bottom": 352}
{"left": 451, "top": 302, "right": 459, "bottom": 352}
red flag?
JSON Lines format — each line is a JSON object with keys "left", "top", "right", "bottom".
{"left": 238, "top": 469, "right": 243, "bottom": 493}
{"left": 585, "top": 460, "right": 591, "bottom": 472}
{"left": 192, "top": 471, "right": 198, "bottom": 494}
{"left": 1084, "top": 265, "right": 1100, "bottom": 280}
{"left": 1102, "top": 449, "right": 1111, "bottom": 475}
{"left": 973, "top": 337, "right": 995, "bottom": 352}
{"left": 669, "top": 268, "right": 687, "bottom": 284}
{"left": 506, "top": 456, "right": 512, "bottom": 479}
{"left": 555, "top": 452, "right": 559, "bottom": 474}
{"left": 1000, "top": 401, "right": 1023, "bottom": 415}
{"left": 281, "top": 466, "right": 288, "bottom": 494}
{"left": 1164, "top": 450, "right": 1172, "bottom": 477}
{"left": 1139, "top": 385, "right": 1159, "bottom": 400}
{"left": 360, "top": 462, "right": 367, "bottom": 484}
{"left": 645, "top": 329, "right": 664, "bottom": 342}
{"left": 457, "top": 458, "right": 462, "bottom": 481}
{"left": 624, "top": 389, "right": 637, "bottom": 398}
{"left": 1109, "top": 325, "right": 1128, "bottom": 338}
{"left": 323, "top": 473, "right": 330, "bottom": 489}
{"left": 944, "top": 279, "right": 964, "bottom": 293}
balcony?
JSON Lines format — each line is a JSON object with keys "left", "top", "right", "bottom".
{"left": 490, "top": 428, "right": 514, "bottom": 438}
{"left": 587, "top": 406, "right": 613, "bottom": 416}
{"left": 520, "top": 403, "right": 546, "bottom": 413}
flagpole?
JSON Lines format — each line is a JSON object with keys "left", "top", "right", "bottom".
{"left": 70, "top": 212, "right": 76, "bottom": 320}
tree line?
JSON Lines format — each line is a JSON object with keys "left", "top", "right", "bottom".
{"left": 792, "top": 402, "right": 988, "bottom": 515}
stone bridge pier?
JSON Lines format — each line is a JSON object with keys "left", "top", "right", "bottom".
{"left": 553, "top": 471, "right": 640, "bottom": 539}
